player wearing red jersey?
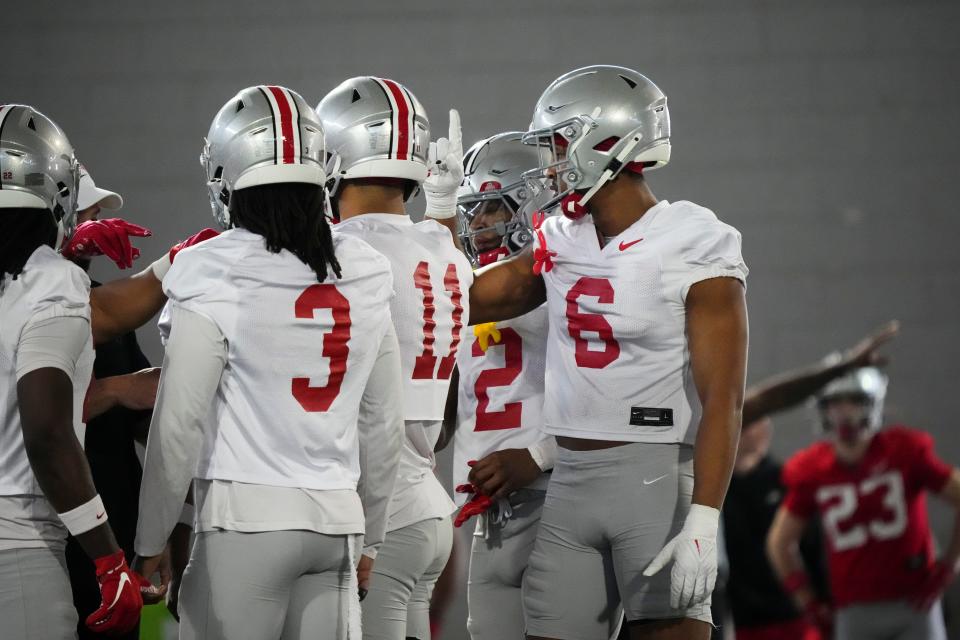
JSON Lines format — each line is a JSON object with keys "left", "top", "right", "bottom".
{"left": 768, "top": 367, "right": 960, "bottom": 640}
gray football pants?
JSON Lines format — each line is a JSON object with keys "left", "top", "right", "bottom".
{"left": 361, "top": 517, "right": 453, "bottom": 640}
{"left": 466, "top": 491, "right": 545, "bottom": 640}
{"left": 178, "top": 529, "right": 360, "bottom": 640}
{"left": 0, "top": 546, "right": 78, "bottom": 640}
{"left": 523, "top": 443, "right": 708, "bottom": 640}
{"left": 835, "top": 599, "right": 946, "bottom": 640}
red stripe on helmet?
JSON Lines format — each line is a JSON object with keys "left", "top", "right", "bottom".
{"left": 267, "top": 86, "right": 296, "bottom": 164}
{"left": 381, "top": 79, "right": 411, "bottom": 161}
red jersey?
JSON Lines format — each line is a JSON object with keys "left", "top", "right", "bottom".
{"left": 782, "top": 426, "right": 952, "bottom": 607}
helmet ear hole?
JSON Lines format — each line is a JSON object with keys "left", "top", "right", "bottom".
{"left": 213, "top": 166, "right": 224, "bottom": 181}
{"left": 592, "top": 137, "right": 620, "bottom": 152}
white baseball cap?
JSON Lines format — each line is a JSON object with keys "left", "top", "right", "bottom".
{"left": 77, "top": 164, "right": 123, "bottom": 211}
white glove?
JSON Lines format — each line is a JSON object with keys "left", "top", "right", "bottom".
{"left": 423, "top": 108, "right": 463, "bottom": 219}
{"left": 642, "top": 503, "right": 719, "bottom": 610}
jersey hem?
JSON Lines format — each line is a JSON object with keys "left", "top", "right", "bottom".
{"left": 544, "top": 426, "right": 686, "bottom": 444}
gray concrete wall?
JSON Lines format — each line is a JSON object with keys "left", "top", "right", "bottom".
{"left": 7, "top": 1, "right": 960, "bottom": 636}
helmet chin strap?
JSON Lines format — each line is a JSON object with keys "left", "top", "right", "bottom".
{"left": 477, "top": 246, "right": 508, "bottom": 266}
{"left": 55, "top": 218, "right": 67, "bottom": 252}
{"left": 559, "top": 132, "right": 644, "bottom": 221}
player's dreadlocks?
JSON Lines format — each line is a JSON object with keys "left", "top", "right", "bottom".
{"left": 0, "top": 209, "right": 58, "bottom": 282}
{"left": 229, "top": 183, "right": 342, "bottom": 283}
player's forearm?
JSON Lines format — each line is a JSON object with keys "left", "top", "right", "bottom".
{"left": 23, "top": 414, "right": 100, "bottom": 512}
{"left": 90, "top": 268, "right": 166, "bottom": 345}
{"left": 469, "top": 251, "right": 545, "bottom": 325}
{"left": 766, "top": 508, "right": 816, "bottom": 608}
{"left": 742, "top": 357, "right": 849, "bottom": 425}
{"left": 18, "top": 374, "right": 121, "bottom": 559}
{"left": 23, "top": 427, "right": 120, "bottom": 559}
{"left": 687, "top": 278, "right": 748, "bottom": 509}
{"left": 692, "top": 401, "right": 740, "bottom": 509}
{"left": 19, "top": 371, "right": 99, "bottom": 514}
{"left": 83, "top": 377, "right": 116, "bottom": 422}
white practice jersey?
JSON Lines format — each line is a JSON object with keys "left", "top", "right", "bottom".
{"left": 336, "top": 215, "right": 473, "bottom": 421}
{"left": 0, "top": 246, "right": 94, "bottom": 497}
{"left": 336, "top": 214, "right": 472, "bottom": 527}
{"left": 535, "top": 200, "right": 747, "bottom": 444}
{"left": 453, "top": 306, "right": 549, "bottom": 505}
{"left": 161, "top": 228, "right": 394, "bottom": 491}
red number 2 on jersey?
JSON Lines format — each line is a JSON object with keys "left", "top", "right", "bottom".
{"left": 412, "top": 261, "right": 463, "bottom": 380}
{"left": 291, "top": 284, "right": 351, "bottom": 412}
{"left": 473, "top": 328, "right": 523, "bottom": 431}
{"left": 566, "top": 276, "right": 620, "bottom": 369}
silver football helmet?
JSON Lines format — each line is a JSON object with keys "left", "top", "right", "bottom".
{"left": 522, "top": 65, "right": 670, "bottom": 219}
{"left": 0, "top": 104, "right": 81, "bottom": 248}
{"left": 816, "top": 367, "right": 888, "bottom": 433}
{"left": 316, "top": 76, "right": 429, "bottom": 200}
{"left": 200, "top": 85, "right": 326, "bottom": 228}
{"left": 457, "top": 132, "right": 551, "bottom": 267}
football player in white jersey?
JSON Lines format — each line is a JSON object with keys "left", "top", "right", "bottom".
{"left": 131, "top": 86, "right": 404, "bottom": 640}
{"left": 468, "top": 66, "right": 749, "bottom": 640}
{"left": 434, "top": 131, "right": 561, "bottom": 639}
{"left": 317, "top": 77, "right": 472, "bottom": 640}
{"left": 0, "top": 105, "right": 155, "bottom": 638}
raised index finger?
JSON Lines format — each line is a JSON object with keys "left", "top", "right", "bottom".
{"left": 120, "top": 220, "right": 153, "bottom": 237}
{"left": 448, "top": 109, "right": 462, "bottom": 154}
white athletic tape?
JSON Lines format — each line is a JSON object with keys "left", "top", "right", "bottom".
{"left": 58, "top": 494, "right": 107, "bottom": 536}
{"left": 150, "top": 254, "right": 171, "bottom": 281}
{"left": 528, "top": 436, "right": 558, "bottom": 471}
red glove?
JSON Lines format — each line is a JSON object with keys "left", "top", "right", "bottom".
{"left": 802, "top": 600, "right": 833, "bottom": 639}
{"left": 85, "top": 550, "right": 146, "bottom": 635}
{"left": 454, "top": 493, "right": 493, "bottom": 528}
{"left": 63, "top": 219, "right": 152, "bottom": 269}
{"left": 169, "top": 228, "right": 219, "bottom": 263}
{"left": 910, "top": 561, "right": 956, "bottom": 611}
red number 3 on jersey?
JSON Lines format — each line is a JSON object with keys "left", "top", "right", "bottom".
{"left": 291, "top": 284, "right": 351, "bottom": 412}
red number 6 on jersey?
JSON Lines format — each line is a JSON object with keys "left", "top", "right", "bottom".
{"left": 566, "top": 276, "right": 620, "bottom": 369}
{"left": 291, "top": 284, "right": 351, "bottom": 412}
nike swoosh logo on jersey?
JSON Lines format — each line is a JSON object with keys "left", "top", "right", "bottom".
{"left": 108, "top": 572, "right": 131, "bottom": 610}
{"left": 96, "top": 511, "right": 105, "bottom": 520}
{"left": 619, "top": 238, "right": 643, "bottom": 251}
{"left": 643, "top": 474, "right": 668, "bottom": 485}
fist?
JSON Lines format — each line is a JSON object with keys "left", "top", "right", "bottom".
{"left": 467, "top": 449, "right": 541, "bottom": 501}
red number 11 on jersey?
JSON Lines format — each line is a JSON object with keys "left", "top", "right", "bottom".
{"left": 412, "top": 261, "right": 463, "bottom": 380}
